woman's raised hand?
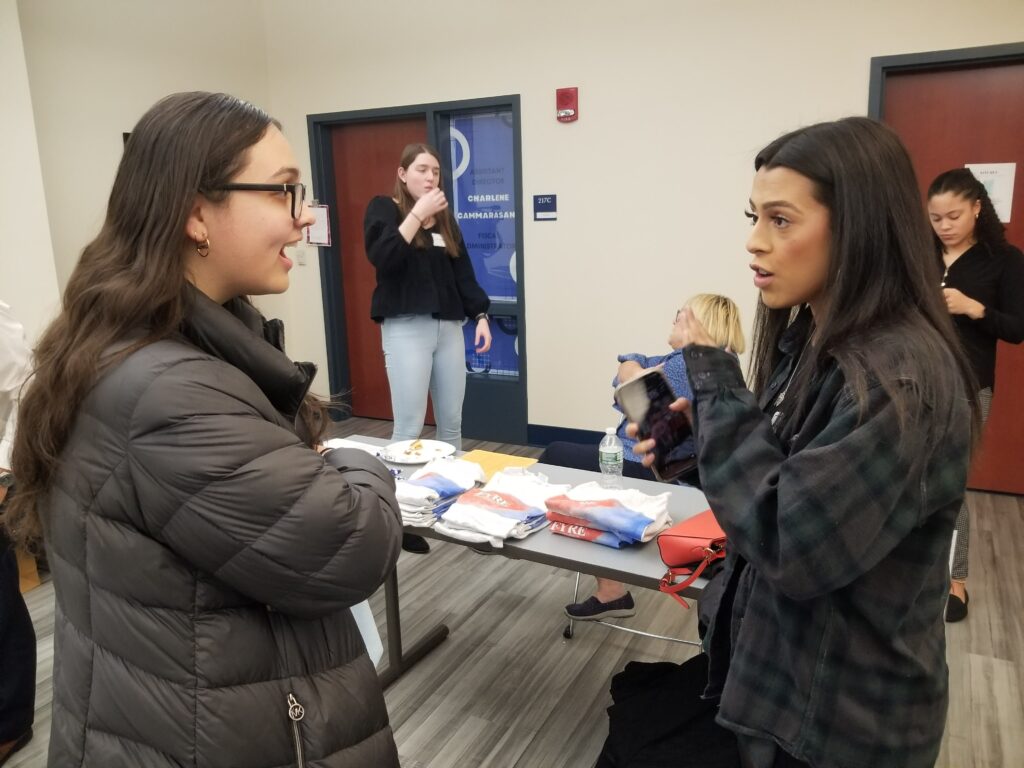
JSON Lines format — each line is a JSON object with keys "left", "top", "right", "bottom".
{"left": 625, "top": 398, "right": 694, "bottom": 467}
{"left": 676, "top": 308, "right": 717, "bottom": 348}
{"left": 412, "top": 188, "right": 449, "bottom": 222}
{"left": 942, "top": 287, "right": 985, "bottom": 319}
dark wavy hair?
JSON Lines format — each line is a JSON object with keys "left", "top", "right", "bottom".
{"left": 748, "top": 117, "right": 978, "bottom": 438}
{"left": 4, "top": 92, "right": 326, "bottom": 549}
{"left": 392, "top": 143, "right": 462, "bottom": 258}
{"left": 927, "top": 168, "right": 1007, "bottom": 258}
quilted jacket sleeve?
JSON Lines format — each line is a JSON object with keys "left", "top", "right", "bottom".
{"left": 126, "top": 357, "right": 402, "bottom": 620}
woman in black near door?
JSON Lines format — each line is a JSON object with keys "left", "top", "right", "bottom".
{"left": 364, "top": 143, "right": 492, "bottom": 554}
{"left": 926, "top": 167, "right": 1024, "bottom": 621}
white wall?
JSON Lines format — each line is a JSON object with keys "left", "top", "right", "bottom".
{"left": 262, "top": 0, "right": 1024, "bottom": 430}
{"left": 1, "top": 0, "right": 60, "bottom": 343}
{"left": 17, "top": 0, "right": 271, "bottom": 289}
{"left": 18, "top": 0, "right": 1024, "bottom": 432}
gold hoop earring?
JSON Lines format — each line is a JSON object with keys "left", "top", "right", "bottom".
{"left": 195, "top": 236, "right": 210, "bottom": 258}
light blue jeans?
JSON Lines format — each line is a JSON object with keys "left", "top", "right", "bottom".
{"left": 381, "top": 315, "right": 466, "bottom": 450}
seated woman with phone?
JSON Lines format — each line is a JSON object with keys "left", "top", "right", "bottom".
{"left": 539, "top": 293, "right": 745, "bottom": 621}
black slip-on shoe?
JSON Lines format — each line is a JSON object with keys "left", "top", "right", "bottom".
{"left": 401, "top": 533, "right": 431, "bottom": 554}
{"left": 564, "top": 592, "right": 636, "bottom": 621}
{"left": 945, "top": 590, "right": 969, "bottom": 623}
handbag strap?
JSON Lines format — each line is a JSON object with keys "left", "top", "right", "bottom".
{"left": 658, "top": 548, "right": 724, "bottom": 609}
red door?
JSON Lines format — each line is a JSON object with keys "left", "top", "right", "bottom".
{"left": 883, "top": 62, "right": 1024, "bottom": 494}
{"left": 330, "top": 118, "right": 431, "bottom": 421}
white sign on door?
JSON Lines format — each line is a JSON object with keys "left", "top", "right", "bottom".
{"left": 965, "top": 162, "right": 1016, "bottom": 224}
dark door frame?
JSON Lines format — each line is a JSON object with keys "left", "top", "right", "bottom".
{"left": 306, "top": 95, "right": 527, "bottom": 427}
{"left": 868, "top": 41, "right": 1024, "bottom": 119}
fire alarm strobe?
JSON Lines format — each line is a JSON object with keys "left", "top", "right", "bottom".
{"left": 556, "top": 87, "right": 578, "bottom": 122}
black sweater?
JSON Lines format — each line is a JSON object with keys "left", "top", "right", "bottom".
{"left": 364, "top": 195, "right": 490, "bottom": 323}
{"left": 942, "top": 241, "right": 1024, "bottom": 390}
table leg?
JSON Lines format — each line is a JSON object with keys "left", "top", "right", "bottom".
{"left": 377, "top": 564, "right": 450, "bottom": 688}
{"left": 563, "top": 571, "right": 582, "bottom": 640}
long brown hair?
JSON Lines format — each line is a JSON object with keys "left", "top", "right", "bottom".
{"left": 392, "top": 143, "right": 462, "bottom": 257}
{"left": 4, "top": 92, "right": 325, "bottom": 549}
{"left": 747, "top": 118, "right": 978, "bottom": 440}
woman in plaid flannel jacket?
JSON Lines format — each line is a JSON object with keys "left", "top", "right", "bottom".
{"left": 633, "top": 117, "right": 977, "bottom": 768}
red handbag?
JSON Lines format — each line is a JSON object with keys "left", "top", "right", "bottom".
{"left": 656, "top": 508, "right": 726, "bottom": 609}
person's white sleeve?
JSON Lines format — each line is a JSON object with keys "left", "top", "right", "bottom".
{"left": 0, "top": 300, "right": 31, "bottom": 469}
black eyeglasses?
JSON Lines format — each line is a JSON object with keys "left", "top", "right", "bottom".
{"left": 212, "top": 182, "right": 307, "bottom": 219}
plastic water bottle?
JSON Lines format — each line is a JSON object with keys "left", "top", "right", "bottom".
{"left": 598, "top": 427, "right": 624, "bottom": 487}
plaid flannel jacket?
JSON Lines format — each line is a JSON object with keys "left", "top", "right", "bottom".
{"left": 685, "top": 318, "right": 970, "bottom": 768}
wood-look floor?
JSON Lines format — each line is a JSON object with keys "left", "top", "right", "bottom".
{"left": 10, "top": 416, "right": 1024, "bottom": 767}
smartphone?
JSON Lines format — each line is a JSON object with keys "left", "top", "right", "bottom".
{"left": 614, "top": 369, "right": 697, "bottom": 482}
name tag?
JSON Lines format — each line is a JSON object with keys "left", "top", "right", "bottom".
{"left": 431, "top": 232, "right": 446, "bottom": 248}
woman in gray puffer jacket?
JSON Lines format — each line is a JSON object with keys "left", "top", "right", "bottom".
{"left": 4, "top": 92, "right": 403, "bottom": 767}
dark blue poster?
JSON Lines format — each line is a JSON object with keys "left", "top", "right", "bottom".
{"left": 464, "top": 315, "right": 519, "bottom": 377}
{"left": 447, "top": 110, "right": 521, "bottom": 378}
{"left": 447, "top": 111, "right": 518, "bottom": 301}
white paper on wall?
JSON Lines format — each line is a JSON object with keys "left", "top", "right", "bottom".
{"left": 305, "top": 204, "right": 331, "bottom": 246}
{"left": 965, "top": 162, "right": 1016, "bottom": 223}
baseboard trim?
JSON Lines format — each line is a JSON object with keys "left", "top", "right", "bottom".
{"left": 527, "top": 424, "right": 605, "bottom": 448}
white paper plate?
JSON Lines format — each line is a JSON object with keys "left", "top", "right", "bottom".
{"left": 382, "top": 439, "right": 456, "bottom": 464}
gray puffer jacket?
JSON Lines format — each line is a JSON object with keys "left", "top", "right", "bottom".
{"left": 42, "top": 292, "right": 402, "bottom": 767}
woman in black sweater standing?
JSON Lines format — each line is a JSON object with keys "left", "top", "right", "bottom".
{"left": 364, "top": 143, "right": 491, "bottom": 553}
{"left": 927, "top": 167, "right": 1024, "bottom": 621}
